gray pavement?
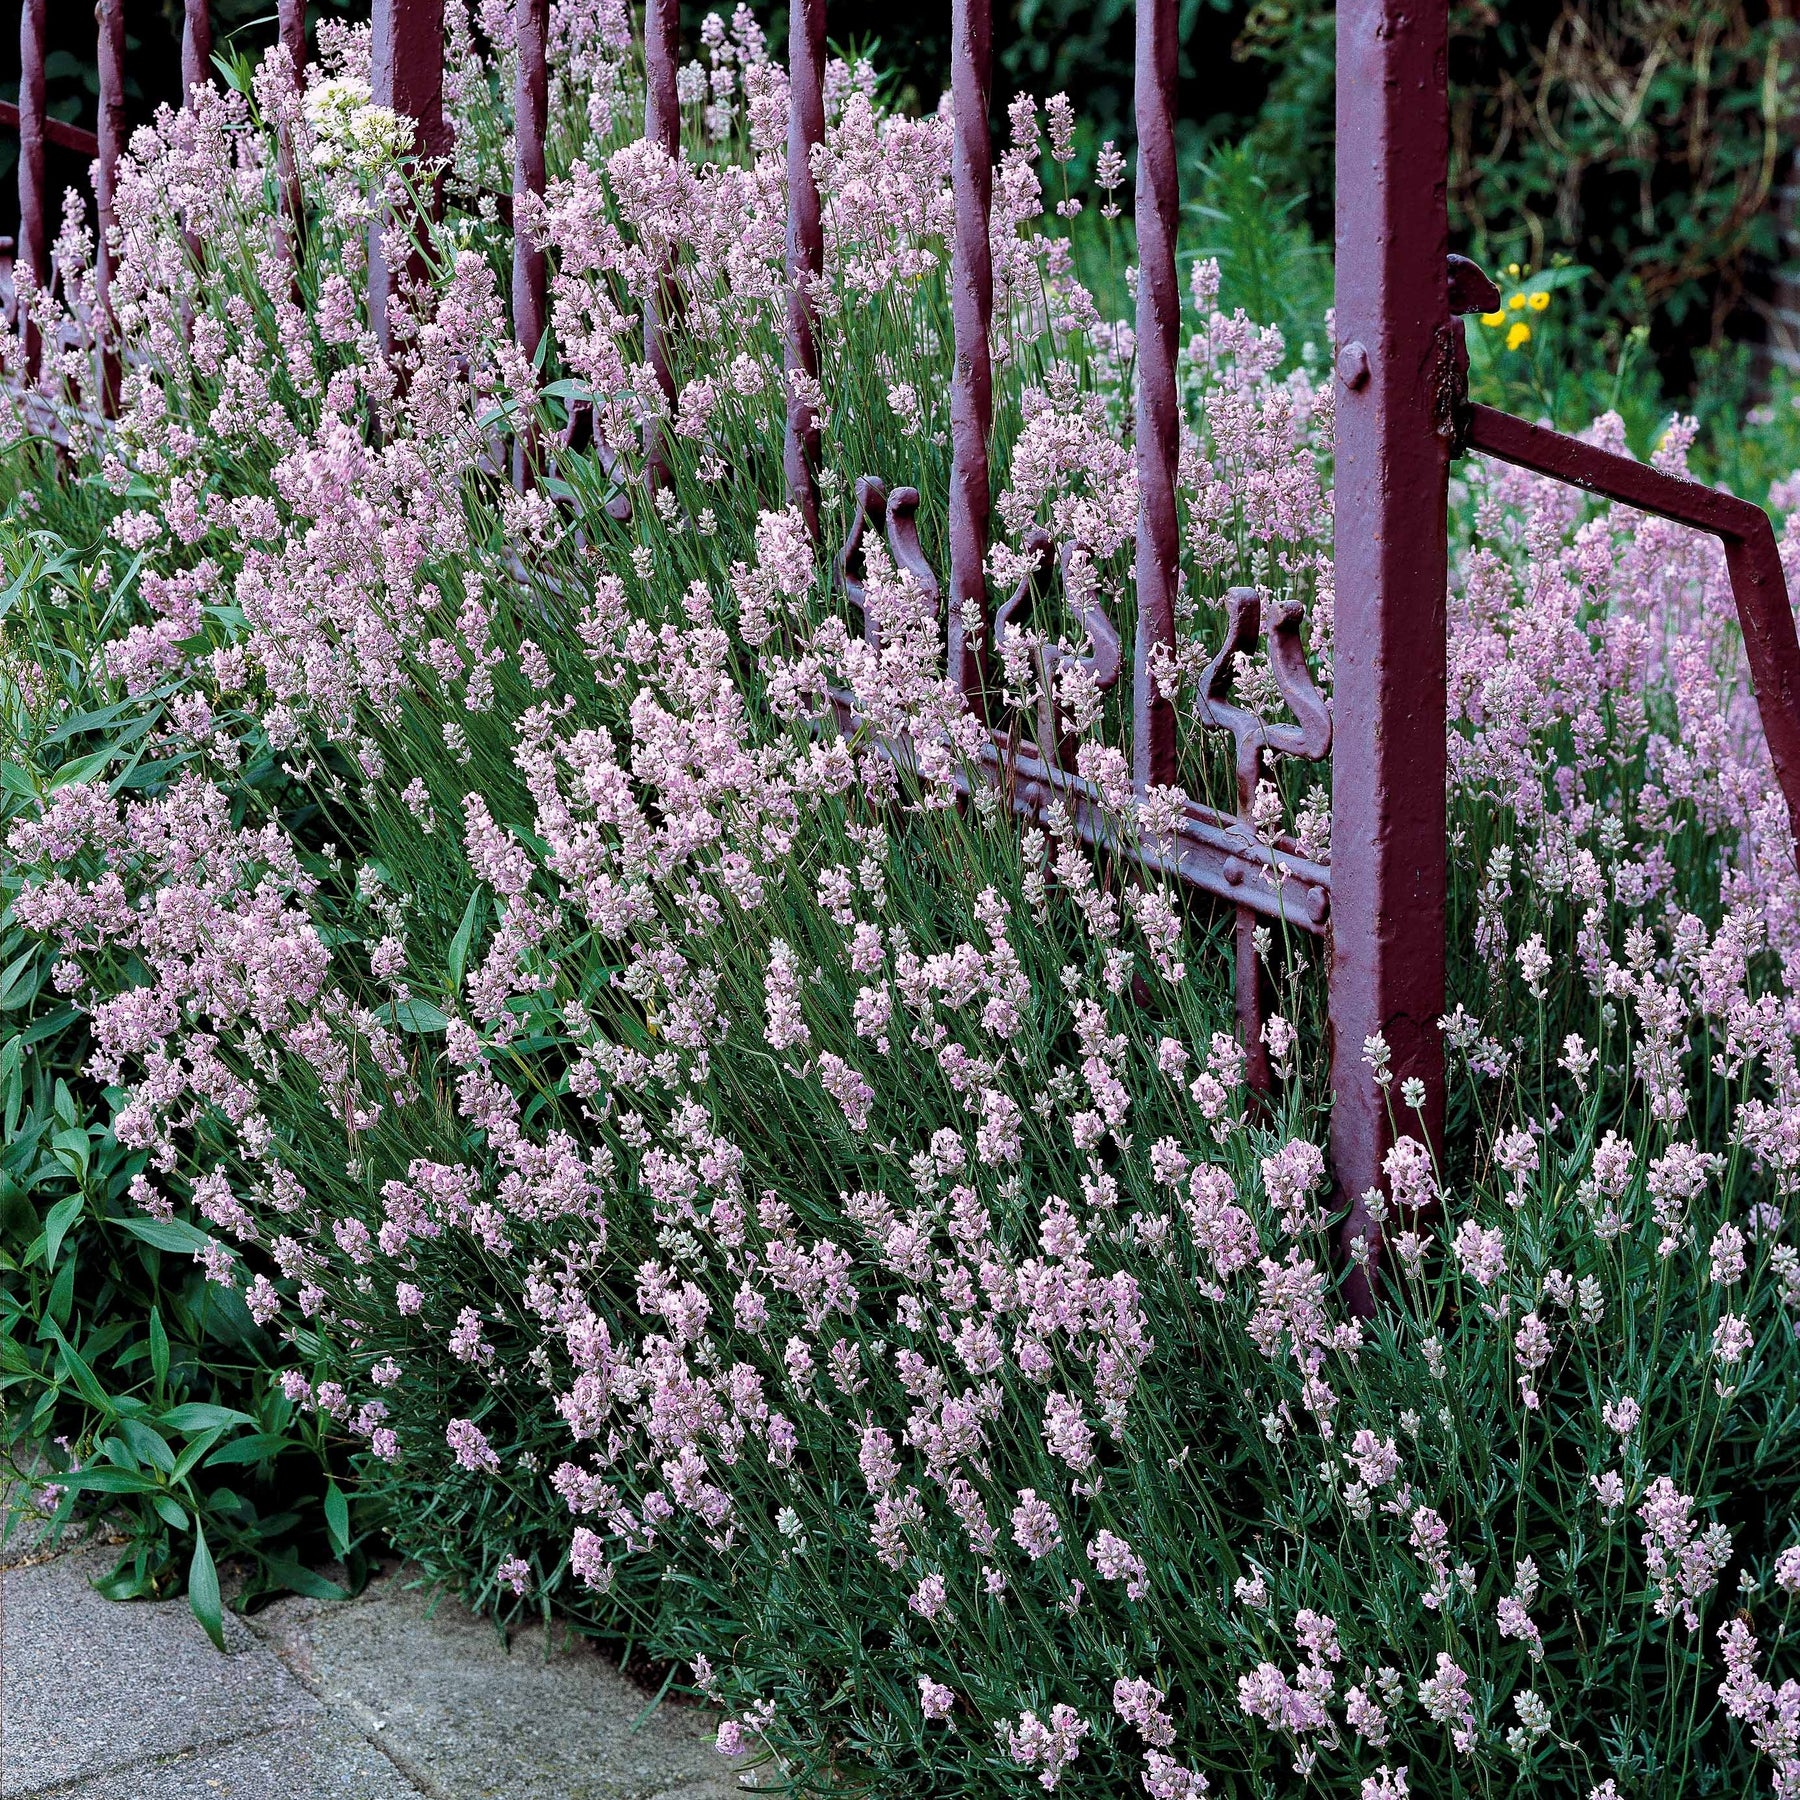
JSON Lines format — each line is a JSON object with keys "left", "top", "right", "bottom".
{"left": 2, "top": 1505, "right": 741, "bottom": 1800}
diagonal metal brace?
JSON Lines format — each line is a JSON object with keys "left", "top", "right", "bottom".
{"left": 828, "top": 482, "right": 1331, "bottom": 938}
{"left": 1446, "top": 259, "right": 1800, "bottom": 862}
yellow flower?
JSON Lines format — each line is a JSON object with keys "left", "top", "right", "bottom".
{"left": 1480, "top": 310, "right": 1506, "bottom": 327}
{"left": 1506, "top": 321, "right": 1532, "bottom": 351}
{"left": 1508, "top": 292, "right": 1527, "bottom": 310}
{"left": 1507, "top": 262, "right": 1521, "bottom": 277}
{"left": 1527, "top": 290, "right": 1550, "bottom": 312}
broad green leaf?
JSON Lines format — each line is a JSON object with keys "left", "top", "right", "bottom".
{"left": 45, "top": 1253, "right": 75, "bottom": 1329}
{"left": 45, "top": 697, "right": 138, "bottom": 744}
{"left": 119, "top": 1215, "right": 216, "bottom": 1255}
{"left": 42, "top": 1191, "right": 82, "bottom": 1269}
{"left": 64, "top": 1465, "right": 159, "bottom": 1495}
{"left": 447, "top": 887, "right": 482, "bottom": 992}
{"left": 324, "top": 1480, "right": 350, "bottom": 1558}
{"left": 93, "top": 1558, "right": 158, "bottom": 1601}
{"left": 202, "top": 1431, "right": 295, "bottom": 1468}
{"left": 0, "top": 951, "right": 40, "bottom": 1011}
{"left": 261, "top": 1557, "right": 348, "bottom": 1601}
{"left": 18, "top": 1005, "right": 79, "bottom": 1050}
{"left": 49, "top": 1129, "right": 89, "bottom": 1180}
{"left": 103, "top": 711, "right": 157, "bottom": 751}
{"left": 160, "top": 1402, "right": 255, "bottom": 1434}
{"left": 117, "top": 1417, "right": 176, "bottom": 1474}
{"left": 4, "top": 1114, "right": 47, "bottom": 1168}
{"left": 99, "top": 1434, "right": 139, "bottom": 1471}
{"left": 171, "top": 1426, "right": 228, "bottom": 1481}
{"left": 148, "top": 1307, "right": 169, "bottom": 1388}
{"left": 375, "top": 998, "right": 450, "bottom": 1034}
{"left": 189, "top": 1525, "right": 226, "bottom": 1651}
{"left": 1, "top": 1044, "right": 21, "bottom": 1139}
{"left": 115, "top": 757, "right": 194, "bottom": 793}
{"left": 43, "top": 1321, "right": 113, "bottom": 1414}
{"left": 48, "top": 748, "right": 112, "bottom": 790}
{"left": 152, "top": 1494, "right": 191, "bottom": 1532}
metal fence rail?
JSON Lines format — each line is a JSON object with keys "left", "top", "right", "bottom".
{"left": 8, "top": 0, "right": 1800, "bottom": 1311}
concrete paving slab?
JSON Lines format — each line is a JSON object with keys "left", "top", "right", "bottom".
{"left": 3, "top": 1523, "right": 742, "bottom": 1800}
{"left": 247, "top": 1570, "right": 740, "bottom": 1800}
{"left": 1, "top": 1544, "right": 317, "bottom": 1798}
{"left": 23, "top": 1716, "right": 424, "bottom": 1799}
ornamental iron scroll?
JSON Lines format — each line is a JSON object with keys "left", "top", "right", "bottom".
{"left": 1194, "top": 588, "right": 1332, "bottom": 1096}
{"left": 829, "top": 481, "right": 1334, "bottom": 1108}
{"left": 992, "top": 529, "right": 1123, "bottom": 776}
{"left": 837, "top": 477, "right": 942, "bottom": 649}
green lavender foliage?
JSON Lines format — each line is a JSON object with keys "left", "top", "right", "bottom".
{"left": 2, "top": 16, "right": 1800, "bottom": 1800}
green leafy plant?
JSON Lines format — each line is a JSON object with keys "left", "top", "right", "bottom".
{"left": 0, "top": 526, "right": 345, "bottom": 1641}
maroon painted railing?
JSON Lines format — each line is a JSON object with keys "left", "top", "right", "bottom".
{"left": 6, "top": 1, "right": 1800, "bottom": 1312}
{"left": 946, "top": 0, "right": 992, "bottom": 711}
{"left": 783, "top": 0, "right": 826, "bottom": 537}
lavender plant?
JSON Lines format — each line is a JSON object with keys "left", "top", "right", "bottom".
{"left": 4, "top": 6, "right": 1800, "bottom": 1798}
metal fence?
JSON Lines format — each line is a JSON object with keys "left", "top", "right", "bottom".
{"left": 10, "top": 0, "right": 1800, "bottom": 1312}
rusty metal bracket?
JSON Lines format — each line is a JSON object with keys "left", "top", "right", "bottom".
{"left": 1434, "top": 258, "right": 1500, "bottom": 458}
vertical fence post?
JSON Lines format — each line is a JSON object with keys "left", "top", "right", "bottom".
{"left": 179, "top": 0, "right": 212, "bottom": 314}
{"left": 276, "top": 0, "right": 306, "bottom": 263}
{"left": 1131, "top": 0, "right": 1180, "bottom": 791}
{"left": 511, "top": 0, "right": 548, "bottom": 485}
{"left": 181, "top": 0, "right": 212, "bottom": 103}
{"left": 784, "top": 0, "right": 825, "bottom": 536}
{"left": 17, "top": 0, "right": 47, "bottom": 381}
{"left": 948, "top": 0, "right": 992, "bottom": 715}
{"left": 369, "top": 0, "right": 449, "bottom": 364}
{"left": 1330, "top": 0, "right": 1451, "bottom": 1312}
{"left": 94, "top": 0, "right": 126, "bottom": 416}
{"left": 642, "top": 0, "right": 679, "bottom": 489}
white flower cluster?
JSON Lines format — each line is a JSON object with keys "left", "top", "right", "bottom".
{"left": 303, "top": 77, "right": 414, "bottom": 178}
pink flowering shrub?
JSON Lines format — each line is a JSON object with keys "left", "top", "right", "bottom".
{"left": 8, "top": 7, "right": 1800, "bottom": 1797}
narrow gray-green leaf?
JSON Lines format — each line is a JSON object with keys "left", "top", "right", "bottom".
{"left": 42, "top": 1191, "right": 83, "bottom": 1270}
{"left": 447, "top": 887, "right": 483, "bottom": 992}
{"left": 324, "top": 1480, "right": 350, "bottom": 1558}
{"left": 188, "top": 1525, "right": 226, "bottom": 1651}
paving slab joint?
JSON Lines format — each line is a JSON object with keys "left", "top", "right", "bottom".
{"left": 8, "top": 1724, "right": 292, "bottom": 1800}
